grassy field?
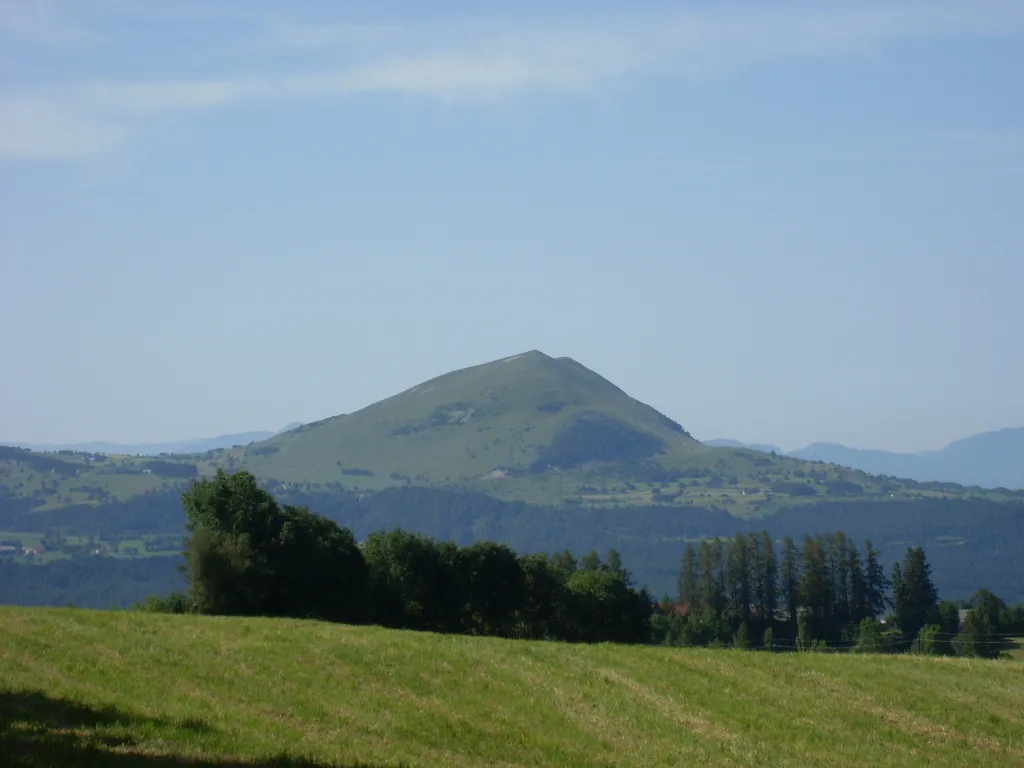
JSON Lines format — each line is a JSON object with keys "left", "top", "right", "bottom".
{"left": 0, "top": 531, "right": 182, "bottom": 566}
{"left": 1006, "top": 637, "right": 1024, "bottom": 661}
{"left": 2, "top": 608, "right": 1023, "bottom": 767}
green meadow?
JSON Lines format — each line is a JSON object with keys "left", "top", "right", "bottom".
{"left": 2, "top": 607, "right": 1022, "bottom": 767}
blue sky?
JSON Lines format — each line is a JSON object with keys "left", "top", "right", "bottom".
{"left": 1, "top": 1, "right": 1022, "bottom": 452}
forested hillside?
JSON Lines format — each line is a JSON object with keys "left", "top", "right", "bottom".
{"left": 4, "top": 481, "right": 1024, "bottom": 607}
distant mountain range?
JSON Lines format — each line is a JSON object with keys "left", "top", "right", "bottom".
{"left": 709, "top": 428, "right": 1024, "bottom": 490}
{"left": 10, "top": 423, "right": 301, "bottom": 456}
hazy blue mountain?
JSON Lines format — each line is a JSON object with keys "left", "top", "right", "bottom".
{"left": 790, "top": 427, "right": 1024, "bottom": 489}
{"left": 708, "top": 429, "right": 1024, "bottom": 490}
{"left": 11, "top": 431, "right": 276, "bottom": 456}
{"left": 790, "top": 443, "right": 934, "bottom": 479}
{"left": 9, "top": 421, "right": 304, "bottom": 456}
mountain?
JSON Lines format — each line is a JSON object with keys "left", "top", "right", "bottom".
{"left": 790, "top": 443, "right": 935, "bottom": 480}
{"left": 11, "top": 431, "right": 276, "bottom": 456}
{"left": 708, "top": 429, "right": 1024, "bottom": 490}
{"left": 205, "top": 350, "right": 706, "bottom": 503}
{"left": 790, "top": 428, "right": 1024, "bottom": 490}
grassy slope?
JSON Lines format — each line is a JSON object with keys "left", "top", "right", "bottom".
{"left": 0, "top": 451, "right": 182, "bottom": 507}
{"left": 210, "top": 350, "right": 702, "bottom": 486}
{"left": 2, "top": 608, "right": 1023, "bottom": 767}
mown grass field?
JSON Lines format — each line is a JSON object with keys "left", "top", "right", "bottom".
{"left": 2, "top": 608, "right": 1023, "bottom": 767}
{"left": 1006, "top": 636, "right": 1024, "bottom": 661}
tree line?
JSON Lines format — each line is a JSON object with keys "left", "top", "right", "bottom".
{"left": 139, "top": 470, "right": 1024, "bottom": 657}
{"left": 659, "top": 532, "right": 1024, "bottom": 657}
{"left": 143, "top": 471, "right": 652, "bottom": 643}
{"left": 7, "top": 477, "right": 1024, "bottom": 603}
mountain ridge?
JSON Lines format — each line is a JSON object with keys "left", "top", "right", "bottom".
{"left": 7, "top": 423, "right": 301, "bottom": 457}
{"left": 713, "top": 428, "right": 1024, "bottom": 490}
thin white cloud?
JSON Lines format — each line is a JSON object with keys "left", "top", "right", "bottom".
{"left": 0, "top": 97, "right": 123, "bottom": 159}
{"left": 0, "top": 0, "right": 91, "bottom": 43}
{"left": 1, "top": 4, "right": 1022, "bottom": 161}
{"left": 270, "top": 21, "right": 406, "bottom": 51}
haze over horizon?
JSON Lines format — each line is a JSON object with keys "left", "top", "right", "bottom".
{"left": 2, "top": 1, "right": 1022, "bottom": 453}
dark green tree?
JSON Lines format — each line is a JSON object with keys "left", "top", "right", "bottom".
{"left": 938, "top": 600, "right": 961, "bottom": 636}
{"left": 864, "top": 539, "right": 889, "bottom": 618}
{"left": 606, "top": 549, "right": 626, "bottom": 579}
{"left": 970, "top": 589, "right": 1007, "bottom": 633}
{"left": 755, "top": 531, "right": 777, "bottom": 624}
{"left": 826, "top": 532, "right": 850, "bottom": 628}
{"left": 780, "top": 536, "right": 800, "bottom": 626}
{"left": 182, "top": 470, "right": 367, "bottom": 622}
{"left": 726, "top": 532, "right": 752, "bottom": 626}
{"left": 697, "top": 539, "right": 725, "bottom": 626}
{"left": 954, "top": 610, "right": 1000, "bottom": 659}
{"left": 677, "top": 543, "right": 698, "bottom": 606}
{"left": 518, "top": 554, "right": 567, "bottom": 639}
{"left": 892, "top": 546, "right": 939, "bottom": 640}
{"left": 564, "top": 569, "right": 651, "bottom": 643}
{"left": 460, "top": 541, "right": 524, "bottom": 636}
{"left": 549, "top": 549, "right": 578, "bottom": 581}
{"left": 362, "top": 528, "right": 449, "bottom": 630}
{"left": 733, "top": 621, "right": 751, "bottom": 650}
{"left": 579, "top": 550, "right": 603, "bottom": 572}
{"left": 798, "top": 535, "right": 830, "bottom": 641}
{"left": 269, "top": 504, "right": 368, "bottom": 623}
{"left": 847, "top": 539, "right": 868, "bottom": 622}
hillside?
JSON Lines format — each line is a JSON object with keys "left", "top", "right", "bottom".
{"left": 206, "top": 350, "right": 704, "bottom": 501}
{"left": 2, "top": 608, "right": 1023, "bottom": 767}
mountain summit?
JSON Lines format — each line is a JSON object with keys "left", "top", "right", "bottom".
{"left": 220, "top": 351, "right": 697, "bottom": 496}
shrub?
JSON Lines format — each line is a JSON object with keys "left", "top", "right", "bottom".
{"left": 912, "top": 624, "right": 942, "bottom": 655}
{"left": 732, "top": 622, "right": 751, "bottom": 650}
{"left": 134, "top": 592, "right": 191, "bottom": 614}
{"left": 854, "top": 618, "right": 887, "bottom": 653}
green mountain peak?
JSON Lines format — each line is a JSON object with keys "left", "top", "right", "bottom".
{"left": 214, "top": 350, "right": 693, "bottom": 495}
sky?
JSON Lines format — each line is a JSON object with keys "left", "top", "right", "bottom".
{"left": 1, "top": 1, "right": 1022, "bottom": 453}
